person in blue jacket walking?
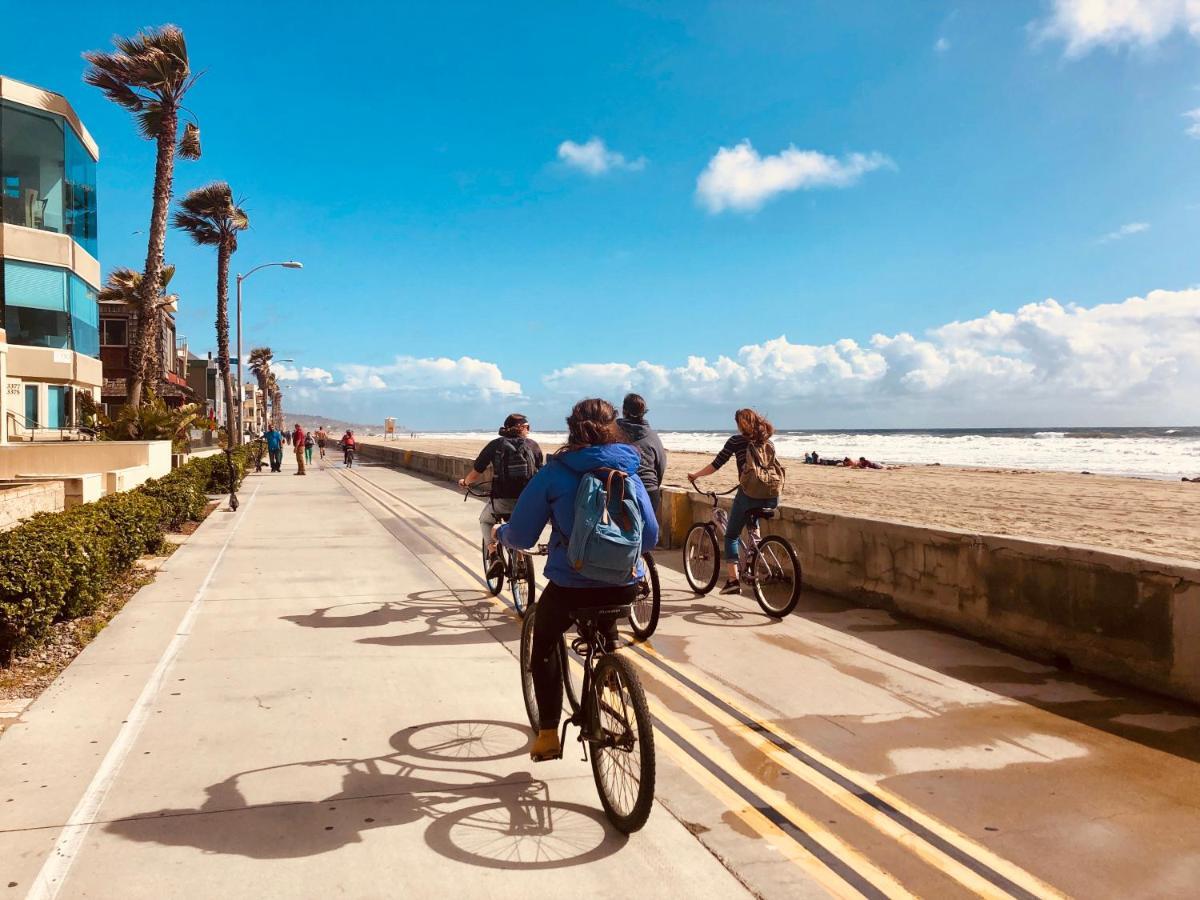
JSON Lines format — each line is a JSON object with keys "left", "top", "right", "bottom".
{"left": 496, "top": 398, "right": 659, "bottom": 762}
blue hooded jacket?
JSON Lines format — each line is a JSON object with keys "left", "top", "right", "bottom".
{"left": 496, "top": 443, "right": 659, "bottom": 588}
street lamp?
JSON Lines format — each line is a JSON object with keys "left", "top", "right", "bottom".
{"left": 236, "top": 261, "right": 303, "bottom": 440}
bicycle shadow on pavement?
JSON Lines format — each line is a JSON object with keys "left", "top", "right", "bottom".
{"left": 103, "top": 720, "right": 626, "bottom": 869}
{"left": 280, "top": 590, "right": 521, "bottom": 648}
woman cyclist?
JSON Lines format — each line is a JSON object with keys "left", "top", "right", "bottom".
{"left": 687, "top": 408, "right": 780, "bottom": 596}
{"left": 495, "top": 398, "right": 659, "bottom": 762}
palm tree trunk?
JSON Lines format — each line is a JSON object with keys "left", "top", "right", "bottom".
{"left": 215, "top": 239, "right": 238, "bottom": 510}
{"left": 128, "top": 109, "right": 178, "bottom": 408}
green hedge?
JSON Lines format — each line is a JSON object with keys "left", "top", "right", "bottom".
{"left": 0, "top": 448, "right": 251, "bottom": 663}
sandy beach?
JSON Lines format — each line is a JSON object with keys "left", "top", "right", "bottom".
{"left": 361, "top": 436, "right": 1200, "bottom": 563}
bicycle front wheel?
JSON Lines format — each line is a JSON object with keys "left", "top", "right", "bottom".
{"left": 683, "top": 524, "right": 720, "bottom": 594}
{"left": 628, "top": 552, "right": 661, "bottom": 640}
{"left": 509, "top": 551, "right": 535, "bottom": 618}
{"left": 750, "top": 535, "right": 801, "bottom": 618}
{"left": 482, "top": 540, "right": 503, "bottom": 596}
{"left": 589, "top": 654, "right": 655, "bottom": 833}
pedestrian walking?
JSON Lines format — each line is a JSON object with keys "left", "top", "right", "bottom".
{"left": 304, "top": 430, "right": 315, "bottom": 466}
{"left": 316, "top": 425, "right": 329, "bottom": 460}
{"left": 265, "top": 425, "right": 284, "bottom": 472}
{"left": 293, "top": 423, "right": 307, "bottom": 475}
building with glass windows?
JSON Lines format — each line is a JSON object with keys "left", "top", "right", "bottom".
{"left": 0, "top": 75, "right": 102, "bottom": 443}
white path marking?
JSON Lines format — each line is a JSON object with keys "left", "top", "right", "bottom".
{"left": 26, "top": 486, "right": 261, "bottom": 900}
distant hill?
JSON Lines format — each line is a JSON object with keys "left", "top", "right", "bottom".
{"left": 282, "top": 412, "right": 405, "bottom": 437}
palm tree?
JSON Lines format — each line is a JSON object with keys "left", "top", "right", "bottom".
{"left": 172, "top": 182, "right": 248, "bottom": 510}
{"left": 247, "top": 347, "right": 274, "bottom": 431}
{"left": 98, "top": 265, "right": 178, "bottom": 401}
{"left": 84, "top": 25, "right": 201, "bottom": 408}
{"left": 268, "top": 372, "right": 283, "bottom": 430}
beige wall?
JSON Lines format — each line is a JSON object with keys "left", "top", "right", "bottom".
{"left": 0, "top": 223, "right": 101, "bottom": 290}
{"left": 357, "top": 442, "right": 1200, "bottom": 706}
{"left": 0, "top": 440, "right": 171, "bottom": 483}
{"left": 5, "top": 345, "right": 102, "bottom": 388}
{"left": 0, "top": 481, "right": 64, "bottom": 530}
{"left": 0, "top": 76, "right": 99, "bottom": 160}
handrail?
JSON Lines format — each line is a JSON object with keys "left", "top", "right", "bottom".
{"left": 5, "top": 408, "right": 96, "bottom": 441}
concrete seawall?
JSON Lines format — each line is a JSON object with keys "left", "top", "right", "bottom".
{"left": 357, "top": 441, "right": 1200, "bottom": 705}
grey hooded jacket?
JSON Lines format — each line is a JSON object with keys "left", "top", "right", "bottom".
{"left": 617, "top": 417, "right": 668, "bottom": 492}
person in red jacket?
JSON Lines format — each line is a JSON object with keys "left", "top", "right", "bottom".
{"left": 292, "top": 424, "right": 307, "bottom": 475}
{"left": 341, "top": 430, "right": 356, "bottom": 468}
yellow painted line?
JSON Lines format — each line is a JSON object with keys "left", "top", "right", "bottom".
{"left": 636, "top": 643, "right": 1065, "bottom": 900}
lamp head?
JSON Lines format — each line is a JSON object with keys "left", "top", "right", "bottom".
{"left": 282, "top": 261, "right": 303, "bottom": 269}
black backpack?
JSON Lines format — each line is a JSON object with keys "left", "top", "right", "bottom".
{"left": 492, "top": 438, "right": 537, "bottom": 498}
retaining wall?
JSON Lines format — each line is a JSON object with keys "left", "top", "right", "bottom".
{"left": 357, "top": 442, "right": 1200, "bottom": 705}
{"left": 0, "top": 481, "right": 64, "bottom": 530}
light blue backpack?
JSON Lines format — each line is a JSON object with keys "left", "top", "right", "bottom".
{"left": 567, "top": 467, "right": 644, "bottom": 584}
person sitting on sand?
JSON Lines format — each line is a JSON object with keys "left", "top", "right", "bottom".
{"left": 857, "top": 456, "right": 883, "bottom": 470}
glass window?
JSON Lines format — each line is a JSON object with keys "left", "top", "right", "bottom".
{"left": 101, "top": 317, "right": 127, "bottom": 346}
{"left": 47, "top": 385, "right": 66, "bottom": 428}
{"left": 24, "top": 384, "right": 38, "bottom": 428}
{"left": 69, "top": 275, "right": 99, "bottom": 357}
{"left": 64, "top": 129, "right": 98, "bottom": 257}
{"left": 3, "top": 260, "right": 70, "bottom": 349}
{"left": 1, "top": 101, "right": 65, "bottom": 234}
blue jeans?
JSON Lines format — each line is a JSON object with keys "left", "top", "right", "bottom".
{"left": 725, "top": 489, "right": 777, "bottom": 561}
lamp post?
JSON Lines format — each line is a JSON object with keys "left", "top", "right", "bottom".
{"left": 235, "top": 261, "right": 302, "bottom": 441}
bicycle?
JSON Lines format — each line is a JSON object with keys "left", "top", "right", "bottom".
{"left": 627, "top": 551, "right": 660, "bottom": 641}
{"left": 519, "top": 601, "right": 655, "bottom": 833}
{"left": 464, "top": 484, "right": 538, "bottom": 617}
{"left": 681, "top": 480, "right": 802, "bottom": 618}
{"left": 343, "top": 443, "right": 355, "bottom": 468}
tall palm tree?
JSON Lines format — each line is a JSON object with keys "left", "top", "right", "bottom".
{"left": 173, "top": 182, "right": 248, "bottom": 510}
{"left": 84, "top": 25, "right": 201, "bottom": 408}
{"left": 247, "top": 347, "right": 274, "bottom": 431}
{"left": 98, "top": 265, "right": 178, "bottom": 402}
{"left": 268, "top": 372, "right": 283, "bottom": 430}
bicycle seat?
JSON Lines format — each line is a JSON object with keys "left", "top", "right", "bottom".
{"left": 571, "top": 604, "right": 630, "bottom": 626}
{"left": 747, "top": 507, "right": 776, "bottom": 520}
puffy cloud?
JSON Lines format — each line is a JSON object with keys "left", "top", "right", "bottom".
{"left": 695, "top": 141, "right": 893, "bottom": 213}
{"left": 1037, "top": 0, "right": 1200, "bottom": 56}
{"left": 1099, "top": 221, "right": 1150, "bottom": 242}
{"left": 1183, "top": 108, "right": 1200, "bottom": 138}
{"left": 333, "top": 355, "right": 521, "bottom": 400}
{"left": 275, "top": 363, "right": 334, "bottom": 384}
{"left": 542, "top": 288, "right": 1200, "bottom": 421}
{"left": 557, "top": 138, "right": 646, "bottom": 176}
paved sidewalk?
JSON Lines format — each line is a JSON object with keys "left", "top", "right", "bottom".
{"left": 0, "top": 456, "right": 748, "bottom": 899}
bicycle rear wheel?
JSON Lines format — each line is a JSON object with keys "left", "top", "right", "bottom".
{"left": 683, "top": 524, "right": 720, "bottom": 594}
{"left": 750, "top": 535, "right": 801, "bottom": 618}
{"left": 519, "top": 608, "right": 579, "bottom": 730}
{"left": 628, "top": 552, "right": 661, "bottom": 641}
{"left": 509, "top": 551, "right": 535, "bottom": 618}
{"left": 589, "top": 654, "right": 655, "bottom": 833}
{"left": 482, "top": 540, "right": 503, "bottom": 596}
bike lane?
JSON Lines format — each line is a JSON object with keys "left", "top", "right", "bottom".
{"left": 0, "top": 455, "right": 753, "bottom": 899}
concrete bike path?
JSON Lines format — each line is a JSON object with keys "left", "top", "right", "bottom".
{"left": 333, "top": 459, "right": 1200, "bottom": 900}
{"left": 0, "top": 454, "right": 753, "bottom": 899}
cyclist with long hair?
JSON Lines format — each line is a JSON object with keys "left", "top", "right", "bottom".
{"left": 495, "top": 398, "right": 658, "bottom": 762}
{"left": 687, "top": 408, "right": 781, "bottom": 595}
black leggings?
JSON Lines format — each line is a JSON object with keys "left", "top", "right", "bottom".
{"left": 531, "top": 581, "right": 637, "bottom": 731}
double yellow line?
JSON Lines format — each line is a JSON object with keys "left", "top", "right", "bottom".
{"left": 334, "top": 465, "right": 1061, "bottom": 899}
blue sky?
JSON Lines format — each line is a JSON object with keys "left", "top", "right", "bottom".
{"left": 5, "top": 1, "right": 1200, "bottom": 427}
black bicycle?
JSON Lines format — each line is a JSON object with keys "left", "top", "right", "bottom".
{"left": 627, "top": 552, "right": 660, "bottom": 641}
{"left": 464, "top": 485, "right": 537, "bottom": 617}
{"left": 682, "top": 481, "right": 802, "bottom": 618}
{"left": 520, "top": 602, "right": 655, "bottom": 833}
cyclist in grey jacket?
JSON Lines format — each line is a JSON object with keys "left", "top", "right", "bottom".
{"left": 617, "top": 393, "right": 667, "bottom": 525}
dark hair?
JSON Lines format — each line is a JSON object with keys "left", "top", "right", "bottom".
{"left": 559, "top": 398, "right": 623, "bottom": 453}
{"left": 735, "top": 408, "right": 774, "bottom": 444}
{"left": 622, "top": 393, "right": 647, "bottom": 419}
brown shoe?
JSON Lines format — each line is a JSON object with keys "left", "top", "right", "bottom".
{"left": 530, "top": 729, "right": 562, "bottom": 762}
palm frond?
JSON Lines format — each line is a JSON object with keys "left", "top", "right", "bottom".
{"left": 178, "top": 122, "right": 201, "bottom": 160}
{"left": 173, "top": 182, "right": 250, "bottom": 246}
{"left": 84, "top": 25, "right": 194, "bottom": 135}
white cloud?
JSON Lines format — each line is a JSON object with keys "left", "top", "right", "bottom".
{"left": 1099, "top": 221, "right": 1150, "bottom": 242}
{"left": 935, "top": 36, "right": 951, "bottom": 52}
{"left": 1037, "top": 0, "right": 1200, "bottom": 56}
{"left": 695, "top": 141, "right": 893, "bottom": 214}
{"left": 332, "top": 355, "right": 522, "bottom": 400}
{"left": 275, "top": 363, "right": 334, "bottom": 384}
{"left": 1183, "top": 107, "right": 1200, "bottom": 137}
{"left": 557, "top": 138, "right": 646, "bottom": 176}
{"left": 542, "top": 288, "right": 1200, "bottom": 421}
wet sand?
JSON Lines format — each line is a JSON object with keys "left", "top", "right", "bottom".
{"left": 360, "top": 437, "right": 1200, "bottom": 563}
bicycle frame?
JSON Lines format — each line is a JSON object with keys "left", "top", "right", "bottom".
{"left": 698, "top": 491, "right": 762, "bottom": 579}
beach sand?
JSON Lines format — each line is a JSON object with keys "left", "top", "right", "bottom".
{"left": 361, "top": 436, "right": 1200, "bottom": 563}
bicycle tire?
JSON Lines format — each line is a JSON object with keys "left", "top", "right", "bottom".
{"left": 683, "top": 524, "right": 721, "bottom": 595}
{"left": 750, "top": 535, "right": 802, "bottom": 618}
{"left": 589, "top": 654, "right": 656, "bottom": 833}
{"left": 519, "top": 612, "right": 540, "bottom": 731}
{"left": 628, "top": 552, "right": 661, "bottom": 640}
{"left": 509, "top": 551, "right": 535, "bottom": 618}
{"left": 482, "top": 540, "right": 503, "bottom": 596}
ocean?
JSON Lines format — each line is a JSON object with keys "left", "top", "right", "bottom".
{"left": 414, "top": 427, "right": 1200, "bottom": 480}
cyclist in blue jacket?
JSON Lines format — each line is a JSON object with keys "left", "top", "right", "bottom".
{"left": 496, "top": 398, "right": 658, "bottom": 762}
